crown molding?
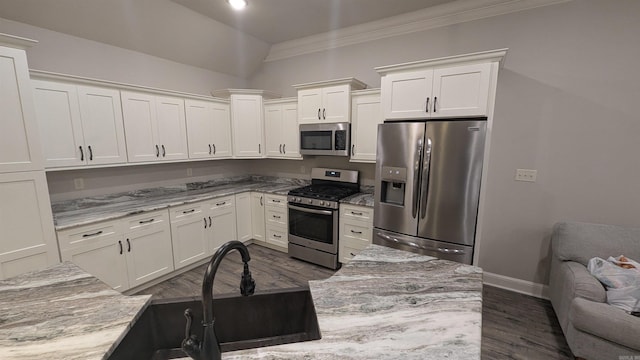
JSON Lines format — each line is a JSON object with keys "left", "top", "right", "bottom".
{"left": 292, "top": 77, "right": 367, "bottom": 90}
{"left": 375, "top": 48, "right": 508, "bottom": 74}
{"left": 0, "top": 32, "right": 38, "bottom": 49}
{"left": 265, "top": 0, "right": 571, "bottom": 62}
{"left": 211, "top": 88, "right": 281, "bottom": 99}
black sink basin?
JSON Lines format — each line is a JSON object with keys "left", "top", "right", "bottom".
{"left": 108, "top": 287, "right": 321, "bottom": 360}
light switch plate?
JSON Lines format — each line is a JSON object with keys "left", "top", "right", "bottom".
{"left": 73, "top": 178, "right": 85, "bottom": 190}
{"left": 515, "top": 169, "right": 537, "bottom": 182}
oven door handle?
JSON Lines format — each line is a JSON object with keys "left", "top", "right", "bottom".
{"left": 288, "top": 204, "right": 333, "bottom": 216}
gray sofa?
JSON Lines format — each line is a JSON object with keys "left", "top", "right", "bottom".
{"left": 549, "top": 222, "right": 640, "bottom": 359}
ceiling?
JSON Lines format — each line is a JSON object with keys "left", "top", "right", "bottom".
{"left": 171, "top": 0, "right": 457, "bottom": 44}
{"left": 0, "top": 0, "right": 459, "bottom": 77}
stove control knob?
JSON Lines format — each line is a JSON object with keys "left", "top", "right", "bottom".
{"left": 320, "top": 201, "right": 325, "bottom": 206}
{"left": 308, "top": 199, "right": 313, "bottom": 204}
{"left": 295, "top": 197, "right": 301, "bottom": 202}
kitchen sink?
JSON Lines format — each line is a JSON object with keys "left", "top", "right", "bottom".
{"left": 108, "top": 287, "right": 321, "bottom": 360}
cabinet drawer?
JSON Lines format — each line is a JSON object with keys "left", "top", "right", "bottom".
{"left": 57, "top": 220, "right": 121, "bottom": 251}
{"left": 340, "top": 244, "right": 365, "bottom": 263}
{"left": 342, "top": 221, "right": 372, "bottom": 247}
{"left": 265, "top": 224, "right": 288, "bottom": 248}
{"left": 125, "top": 210, "right": 169, "bottom": 232}
{"left": 264, "top": 194, "right": 286, "bottom": 208}
{"left": 341, "top": 205, "right": 373, "bottom": 222}
{"left": 170, "top": 203, "right": 206, "bottom": 222}
{"left": 209, "top": 196, "right": 235, "bottom": 213}
{"left": 265, "top": 207, "right": 287, "bottom": 226}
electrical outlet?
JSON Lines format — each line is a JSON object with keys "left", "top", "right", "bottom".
{"left": 73, "top": 178, "right": 85, "bottom": 190}
{"left": 515, "top": 169, "right": 537, "bottom": 182}
{"left": 187, "top": 168, "right": 193, "bottom": 176}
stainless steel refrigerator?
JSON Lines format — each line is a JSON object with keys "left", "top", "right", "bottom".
{"left": 373, "top": 120, "right": 486, "bottom": 264}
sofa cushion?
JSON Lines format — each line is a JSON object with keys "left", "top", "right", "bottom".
{"left": 552, "top": 222, "right": 640, "bottom": 266}
{"left": 569, "top": 297, "right": 640, "bottom": 350}
{"left": 565, "top": 261, "right": 607, "bottom": 303}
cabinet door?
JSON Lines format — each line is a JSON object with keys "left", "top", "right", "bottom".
{"left": 0, "top": 46, "right": 43, "bottom": 172}
{"left": 156, "top": 95, "right": 188, "bottom": 161}
{"left": 350, "top": 93, "right": 382, "bottom": 163}
{"left": 209, "top": 197, "right": 237, "bottom": 252}
{"left": 60, "top": 232, "right": 128, "bottom": 291}
{"left": 381, "top": 70, "right": 433, "bottom": 120}
{"left": 264, "top": 104, "right": 283, "bottom": 158}
{"left": 321, "top": 84, "right": 350, "bottom": 123}
{"left": 297, "top": 88, "right": 322, "bottom": 124}
{"left": 124, "top": 211, "right": 174, "bottom": 288}
{"left": 0, "top": 171, "right": 59, "bottom": 280}
{"left": 235, "top": 193, "right": 252, "bottom": 242}
{"left": 77, "top": 85, "right": 127, "bottom": 165}
{"left": 210, "top": 102, "right": 233, "bottom": 158}
{"left": 185, "top": 99, "right": 215, "bottom": 159}
{"left": 250, "top": 192, "right": 265, "bottom": 243}
{"left": 281, "top": 103, "right": 301, "bottom": 159}
{"left": 121, "top": 91, "right": 159, "bottom": 163}
{"left": 32, "top": 80, "right": 85, "bottom": 168}
{"left": 432, "top": 63, "right": 491, "bottom": 118}
{"left": 231, "top": 94, "right": 264, "bottom": 158}
{"left": 170, "top": 204, "right": 209, "bottom": 270}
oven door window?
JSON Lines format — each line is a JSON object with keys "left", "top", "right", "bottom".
{"left": 300, "top": 131, "right": 332, "bottom": 150}
{"left": 289, "top": 206, "right": 334, "bottom": 244}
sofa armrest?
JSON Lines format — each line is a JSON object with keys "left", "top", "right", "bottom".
{"left": 564, "top": 261, "right": 607, "bottom": 303}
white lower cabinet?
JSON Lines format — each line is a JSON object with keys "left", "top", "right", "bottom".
{"left": 208, "top": 196, "right": 237, "bottom": 252}
{"left": 264, "top": 194, "right": 288, "bottom": 251}
{"left": 339, "top": 204, "right": 373, "bottom": 263}
{"left": 170, "top": 203, "right": 209, "bottom": 270}
{"left": 235, "top": 192, "right": 252, "bottom": 242}
{"left": 251, "top": 192, "right": 266, "bottom": 243}
{"left": 0, "top": 171, "right": 59, "bottom": 280}
{"left": 58, "top": 209, "right": 173, "bottom": 291}
{"left": 123, "top": 211, "right": 174, "bottom": 288}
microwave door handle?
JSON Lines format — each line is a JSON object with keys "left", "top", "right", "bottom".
{"left": 420, "top": 137, "right": 433, "bottom": 219}
{"left": 412, "top": 138, "right": 423, "bottom": 219}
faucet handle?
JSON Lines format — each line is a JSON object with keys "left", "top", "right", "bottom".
{"left": 240, "top": 263, "right": 256, "bottom": 296}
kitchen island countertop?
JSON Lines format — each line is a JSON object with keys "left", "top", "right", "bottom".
{"left": 0, "top": 245, "right": 482, "bottom": 359}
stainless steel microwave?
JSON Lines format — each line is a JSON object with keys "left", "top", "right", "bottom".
{"left": 299, "top": 122, "right": 350, "bottom": 156}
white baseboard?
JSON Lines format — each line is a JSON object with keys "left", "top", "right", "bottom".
{"left": 483, "top": 271, "right": 549, "bottom": 300}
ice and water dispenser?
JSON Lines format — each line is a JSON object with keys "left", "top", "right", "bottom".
{"left": 379, "top": 166, "right": 406, "bottom": 206}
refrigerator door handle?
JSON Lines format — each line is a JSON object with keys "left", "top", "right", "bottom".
{"left": 412, "top": 139, "right": 423, "bottom": 219}
{"left": 420, "top": 137, "right": 433, "bottom": 219}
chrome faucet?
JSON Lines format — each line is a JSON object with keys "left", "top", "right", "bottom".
{"left": 182, "top": 241, "right": 256, "bottom": 360}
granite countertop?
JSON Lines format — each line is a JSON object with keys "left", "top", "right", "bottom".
{"left": 52, "top": 176, "right": 375, "bottom": 230}
{"left": 0, "top": 245, "right": 482, "bottom": 360}
{"left": 0, "top": 262, "right": 151, "bottom": 360}
{"left": 51, "top": 176, "right": 307, "bottom": 230}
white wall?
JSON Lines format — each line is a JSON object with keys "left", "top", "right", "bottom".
{"left": 249, "top": 0, "right": 640, "bottom": 285}
{"left": 0, "top": 18, "right": 246, "bottom": 95}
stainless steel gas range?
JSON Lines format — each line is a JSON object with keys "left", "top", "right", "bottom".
{"left": 287, "top": 168, "right": 359, "bottom": 269}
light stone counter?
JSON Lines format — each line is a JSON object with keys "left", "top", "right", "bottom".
{"left": 0, "top": 262, "right": 151, "bottom": 360}
{"left": 0, "top": 245, "right": 482, "bottom": 360}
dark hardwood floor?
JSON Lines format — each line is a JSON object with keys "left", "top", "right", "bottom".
{"left": 136, "top": 244, "right": 574, "bottom": 359}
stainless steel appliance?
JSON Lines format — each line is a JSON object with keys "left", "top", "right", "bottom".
{"left": 373, "top": 120, "right": 487, "bottom": 264}
{"left": 288, "top": 168, "right": 359, "bottom": 269}
{"left": 299, "top": 122, "right": 350, "bottom": 156}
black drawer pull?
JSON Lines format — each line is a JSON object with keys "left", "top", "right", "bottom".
{"left": 204, "top": 218, "right": 207, "bottom": 229}
{"left": 272, "top": 199, "right": 281, "bottom": 203}
{"left": 273, "top": 234, "right": 282, "bottom": 238}
{"left": 126, "top": 238, "right": 131, "bottom": 252}
{"left": 209, "top": 144, "right": 212, "bottom": 154}
{"left": 273, "top": 215, "right": 281, "bottom": 219}
{"left": 82, "top": 230, "right": 103, "bottom": 238}
{"left": 183, "top": 209, "right": 196, "bottom": 214}
{"left": 215, "top": 201, "right": 226, "bottom": 206}
{"left": 350, "top": 252, "right": 356, "bottom": 257}
{"left": 351, "top": 211, "right": 363, "bottom": 216}
{"left": 162, "top": 144, "right": 166, "bottom": 157}
{"left": 79, "top": 146, "right": 84, "bottom": 161}
{"left": 212, "top": 144, "right": 216, "bottom": 155}
{"left": 350, "top": 230, "right": 363, "bottom": 234}
{"left": 88, "top": 145, "right": 93, "bottom": 161}
{"left": 118, "top": 240, "right": 123, "bottom": 255}
{"left": 139, "top": 218, "right": 154, "bottom": 224}
{"left": 156, "top": 144, "right": 160, "bottom": 157}
{"left": 208, "top": 216, "right": 212, "bottom": 227}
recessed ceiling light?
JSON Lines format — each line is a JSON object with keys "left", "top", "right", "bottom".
{"left": 227, "top": 0, "right": 247, "bottom": 10}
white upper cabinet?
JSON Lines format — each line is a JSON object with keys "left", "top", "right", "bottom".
{"left": 185, "top": 99, "right": 232, "bottom": 159}
{"left": 376, "top": 49, "right": 507, "bottom": 120}
{"left": 294, "top": 78, "right": 366, "bottom": 124}
{"left": 350, "top": 89, "right": 383, "bottom": 163}
{"left": 264, "top": 98, "right": 301, "bottom": 159}
{"left": 230, "top": 93, "right": 265, "bottom": 158}
{"left": 0, "top": 41, "right": 43, "bottom": 172}
{"left": 32, "top": 79, "right": 127, "bottom": 168}
{"left": 121, "top": 91, "right": 188, "bottom": 163}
